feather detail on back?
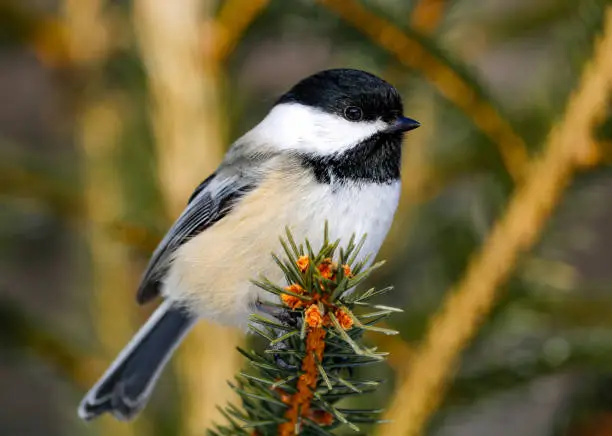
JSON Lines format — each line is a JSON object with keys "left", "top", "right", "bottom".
{"left": 136, "top": 173, "right": 257, "bottom": 304}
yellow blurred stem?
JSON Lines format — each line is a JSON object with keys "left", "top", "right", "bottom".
{"left": 78, "top": 101, "right": 144, "bottom": 436}
{"left": 207, "top": 0, "right": 271, "bottom": 63}
{"left": 379, "top": 8, "right": 612, "bottom": 436}
{"left": 389, "top": 0, "right": 448, "bottom": 240}
{"left": 62, "top": 1, "right": 145, "bottom": 435}
{"left": 383, "top": 0, "right": 457, "bottom": 252}
{"left": 380, "top": 88, "right": 437, "bottom": 259}
{"left": 318, "top": 0, "right": 529, "bottom": 183}
{"left": 133, "top": 0, "right": 261, "bottom": 433}
{"left": 410, "top": 0, "right": 447, "bottom": 33}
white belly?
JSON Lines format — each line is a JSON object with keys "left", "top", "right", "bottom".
{"left": 162, "top": 169, "right": 400, "bottom": 328}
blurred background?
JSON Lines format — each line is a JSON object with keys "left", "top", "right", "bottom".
{"left": 1, "top": 0, "right": 612, "bottom": 435}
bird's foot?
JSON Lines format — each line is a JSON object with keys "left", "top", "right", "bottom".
{"left": 254, "top": 298, "right": 300, "bottom": 328}
{"left": 254, "top": 299, "right": 302, "bottom": 370}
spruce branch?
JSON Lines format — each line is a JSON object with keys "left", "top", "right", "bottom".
{"left": 209, "top": 227, "right": 400, "bottom": 435}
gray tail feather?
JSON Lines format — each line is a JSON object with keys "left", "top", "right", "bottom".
{"left": 78, "top": 300, "right": 196, "bottom": 421}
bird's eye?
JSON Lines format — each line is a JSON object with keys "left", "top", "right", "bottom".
{"left": 344, "top": 106, "right": 363, "bottom": 121}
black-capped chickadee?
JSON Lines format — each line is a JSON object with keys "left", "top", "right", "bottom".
{"left": 78, "top": 68, "right": 420, "bottom": 421}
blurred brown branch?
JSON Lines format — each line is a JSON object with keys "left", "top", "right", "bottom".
{"left": 0, "top": 163, "right": 82, "bottom": 219}
{"left": 0, "top": 0, "right": 71, "bottom": 67}
{"left": 0, "top": 157, "right": 167, "bottom": 256}
{"left": 380, "top": 6, "right": 612, "bottom": 436}
{"left": 318, "top": 0, "right": 529, "bottom": 182}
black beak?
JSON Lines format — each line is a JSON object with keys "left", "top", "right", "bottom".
{"left": 389, "top": 116, "right": 421, "bottom": 133}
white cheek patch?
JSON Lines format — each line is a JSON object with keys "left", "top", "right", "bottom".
{"left": 244, "top": 103, "right": 388, "bottom": 155}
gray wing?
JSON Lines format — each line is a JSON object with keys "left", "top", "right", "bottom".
{"left": 136, "top": 173, "right": 255, "bottom": 304}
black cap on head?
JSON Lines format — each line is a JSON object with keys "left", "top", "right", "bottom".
{"left": 277, "top": 69, "right": 404, "bottom": 123}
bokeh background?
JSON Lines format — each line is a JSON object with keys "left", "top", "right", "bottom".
{"left": 2, "top": 0, "right": 612, "bottom": 435}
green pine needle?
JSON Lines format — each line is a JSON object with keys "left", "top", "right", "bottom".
{"left": 211, "top": 225, "right": 401, "bottom": 435}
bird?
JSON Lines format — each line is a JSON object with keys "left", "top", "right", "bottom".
{"left": 78, "top": 68, "right": 420, "bottom": 421}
